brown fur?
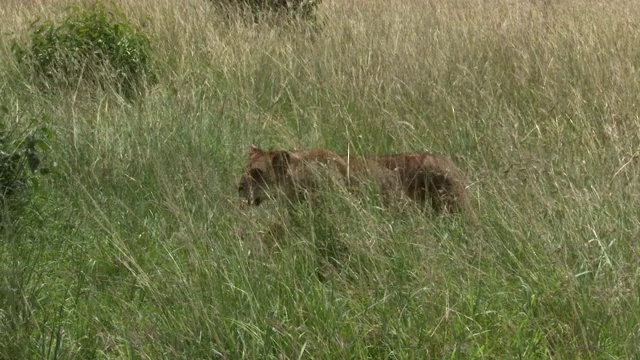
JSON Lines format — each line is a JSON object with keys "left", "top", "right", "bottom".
{"left": 237, "top": 145, "right": 349, "bottom": 206}
{"left": 372, "top": 153, "right": 471, "bottom": 215}
{"left": 238, "top": 145, "right": 475, "bottom": 223}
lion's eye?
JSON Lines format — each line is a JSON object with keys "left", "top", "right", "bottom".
{"left": 250, "top": 168, "right": 264, "bottom": 180}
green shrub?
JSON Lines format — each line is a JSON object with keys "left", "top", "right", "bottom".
{"left": 13, "top": 0, "right": 157, "bottom": 99}
{"left": 0, "top": 108, "right": 55, "bottom": 227}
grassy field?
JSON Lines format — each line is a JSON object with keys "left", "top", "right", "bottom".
{"left": 1, "top": 0, "right": 640, "bottom": 358}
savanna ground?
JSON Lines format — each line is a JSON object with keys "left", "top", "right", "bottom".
{"left": 1, "top": 0, "right": 640, "bottom": 358}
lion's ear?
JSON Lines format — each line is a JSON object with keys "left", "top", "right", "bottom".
{"left": 271, "top": 151, "right": 291, "bottom": 177}
{"left": 249, "top": 145, "right": 262, "bottom": 159}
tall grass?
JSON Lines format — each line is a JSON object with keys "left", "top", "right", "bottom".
{"left": 1, "top": 0, "right": 639, "bottom": 358}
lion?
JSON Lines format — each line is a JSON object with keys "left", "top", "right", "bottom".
{"left": 237, "top": 145, "right": 350, "bottom": 206}
{"left": 372, "top": 153, "right": 473, "bottom": 217}
{"left": 238, "top": 145, "right": 475, "bottom": 224}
